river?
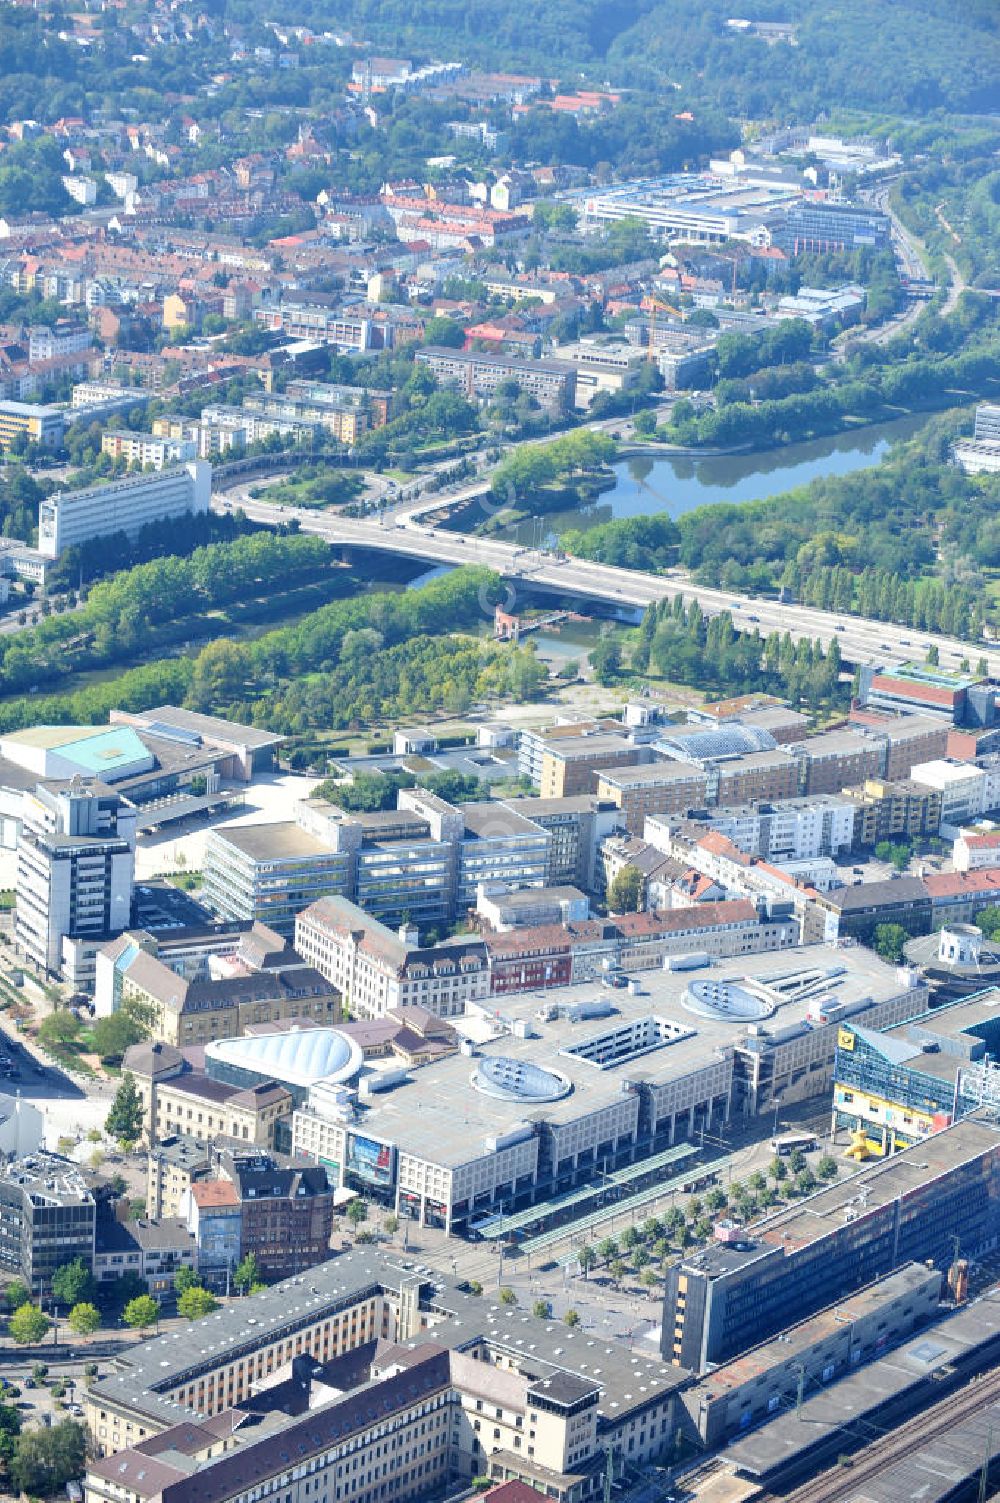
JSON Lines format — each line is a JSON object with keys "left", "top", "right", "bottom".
{"left": 488, "top": 411, "right": 930, "bottom": 547}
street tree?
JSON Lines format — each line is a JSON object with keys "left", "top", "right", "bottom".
{"left": 173, "top": 1266, "right": 201, "bottom": 1295}
{"left": 9, "top": 1303, "right": 50, "bottom": 1345}
{"left": 123, "top": 1295, "right": 159, "bottom": 1331}
{"left": 105, "top": 1072, "right": 144, "bottom": 1149}
{"left": 234, "top": 1253, "right": 263, "bottom": 1294}
{"left": 68, "top": 1303, "right": 101, "bottom": 1336}
{"left": 178, "top": 1287, "right": 218, "bottom": 1320}
{"left": 52, "top": 1257, "right": 96, "bottom": 1310}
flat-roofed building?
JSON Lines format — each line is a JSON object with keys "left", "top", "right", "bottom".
{"left": 0, "top": 399, "right": 63, "bottom": 451}
{"left": 502, "top": 794, "right": 620, "bottom": 889}
{"left": 541, "top": 733, "right": 647, "bottom": 798}
{"left": 203, "top": 821, "right": 353, "bottom": 936}
{"left": 38, "top": 460, "right": 211, "bottom": 558}
{"left": 596, "top": 762, "right": 708, "bottom": 834}
{"left": 789, "top": 730, "right": 883, "bottom": 796}
{"left": 682, "top": 1263, "right": 941, "bottom": 1446}
{"left": 859, "top": 660, "right": 994, "bottom": 727}
{"left": 713, "top": 749, "right": 800, "bottom": 806}
{"left": 101, "top": 429, "right": 197, "bottom": 469}
{"left": 415, "top": 346, "right": 576, "bottom": 410}
{"left": 843, "top": 776, "right": 943, "bottom": 848}
{"left": 664, "top": 1115, "right": 1000, "bottom": 1372}
{"left": 291, "top": 947, "right": 924, "bottom": 1233}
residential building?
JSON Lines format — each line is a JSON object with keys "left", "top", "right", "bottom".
{"left": 93, "top": 1217, "right": 197, "bottom": 1300}
{"left": 674, "top": 795, "right": 857, "bottom": 862}
{"left": 954, "top": 830, "right": 1000, "bottom": 871}
{"left": 101, "top": 429, "right": 198, "bottom": 469}
{"left": 663, "top": 1115, "right": 1000, "bottom": 1372}
{"left": 38, "top": 460, "right": 211, "bottom": 558}
{"left": 0, "top": 1153, "right": 96, "bottom": 1294}
{"left": 202, "top": 1148, "right": 333, "bottom": 1282}
{"left": 15, "top": 779, "right": 135, "bottom": 983}
{"left": 596, "top": 763, "right": 708, "bottom": 834}
{"left": 0, "top": 399, "right": 64, "bottom": 451}
{"left": 541, "top": 734, "right": 648, "bottom": 798}
{"left": 415, "top": 346, "right": 576, "bottom": 411}
{"left": 789, "top": 730, "right": 883, "bottom": 796}
{"left": 96, "top": 922, "right": 340, "bottom": 1046}
{"left": 923, "top": 867, "right": 1000, "bottom": 926}
{"left": 842, "top": 777, "right": 942, "bottom": 848}
{"left": 810, "top": 875, "right": 932, "bottom": 945}
{"left": 295, "top": 896, "right": 490, "bottom": 1019}
{"left": 910, "top": 758, "right": 991, "bottom": 831}
{"left": 146, "top": 1134, "right": 214, "bottom": 1219}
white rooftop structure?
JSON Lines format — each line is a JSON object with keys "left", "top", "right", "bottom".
{"left": 205, "top": 1025, "right": 363, "bottom": 1090}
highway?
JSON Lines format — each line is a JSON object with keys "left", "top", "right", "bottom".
{"left": 214, "top": 493, "right": 1000, "bottom": 677}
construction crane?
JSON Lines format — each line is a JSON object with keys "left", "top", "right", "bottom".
{"left": 643, "top": 295, "right": 682, "bottom": 362}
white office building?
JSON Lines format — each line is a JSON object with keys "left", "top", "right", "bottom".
{"left": 38, "top": 460, "right": 211, "bottom": 558}
{"left": 910, "top": 759, "right": 991, "bottom": 834}
{"left": 15, "top": 781, "right": 136, "bottom": 982}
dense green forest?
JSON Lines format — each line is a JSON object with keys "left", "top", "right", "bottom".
{"left": 0, "top": 567, "right": 540, "bottom": 737}
{"left": 629, "top": 596, "right": 845, "bottom": 709}
{"left": 246, "top": 0, "right": 1000, "bottom": 116}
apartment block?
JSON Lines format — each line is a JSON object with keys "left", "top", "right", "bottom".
{"left": 101, "top": 429, "right": 197, "bottom": 469}
{"left": 38, "top": 459, "right": 211, "bottom": 558}
{"left": 596, "top": 762, "right": 708, "bottom": 834}
{"left": 789, "top": 730, "right": 883, "bottom": 795}
{"left": 415, "top": 346, "right": 576, "bottom": 410}
{"left": 843, "top": 777, "right": 942, "bottom": 848}
{"left": 15, "top": 780, "right": 135, "bottom": 983}
{"left": 295, "top": 896, "right": 489, "bottom": 1019}
{"left": 712, "top": 749, "right": 800, "bottom": 806}
{"left": 541, "top": 734, "right": 647, "bottom": 798}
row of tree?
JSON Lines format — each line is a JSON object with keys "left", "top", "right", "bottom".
{"left": 632, "top": 596, "right": 845, "bottom": 708}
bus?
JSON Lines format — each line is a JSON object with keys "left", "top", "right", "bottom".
{"left": 771, "top": 1131, "right": 817, "bottom": 1156}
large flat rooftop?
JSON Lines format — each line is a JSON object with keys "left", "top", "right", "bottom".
{"left": 348, "top": 946, "right": 914, "bottom": 1169}
{"left": 677, "top": 1115, "right": 1000, "bottom": 1281}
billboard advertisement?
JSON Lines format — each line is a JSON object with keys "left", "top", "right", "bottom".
{"left": 347, "top": 1134, "right": 396, "bottom": 1188}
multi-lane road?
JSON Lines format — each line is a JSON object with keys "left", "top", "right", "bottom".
{"left": 216, "top": 492, "right": 1000, "bottom": 677}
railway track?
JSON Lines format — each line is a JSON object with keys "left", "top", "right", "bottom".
{"left": 770, "top": 1362, "right": 1000, "bottom": 1503}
